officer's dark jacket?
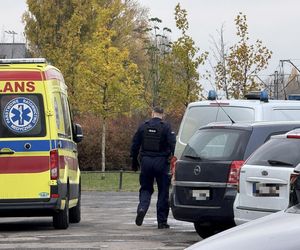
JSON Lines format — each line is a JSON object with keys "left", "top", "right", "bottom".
{"left": 130, "top": 117, "right": 175, "bottom": 158}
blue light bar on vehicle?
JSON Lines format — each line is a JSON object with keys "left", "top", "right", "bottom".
{"left": 288, "top": 94, "right": 300, "bottom": 101}
{"left": 260, "top": 90, "right": 268, "bottom": 102}
{"left": 208, "top": 90, "right": 217, "bottom": 100}
{"left": 244, "top": 90, "right": 268, "bottom": 102}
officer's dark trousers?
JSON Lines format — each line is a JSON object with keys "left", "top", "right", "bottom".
{"left": 138, "top": 156, "right": 170, "bottom": 224}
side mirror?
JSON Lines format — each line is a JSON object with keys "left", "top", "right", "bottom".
{"left": 73, "top": 123, "right": 83, "bottom": 143}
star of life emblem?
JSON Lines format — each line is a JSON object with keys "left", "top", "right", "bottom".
{"left": 3, "top": 97, "right": 39, "bottom": 133}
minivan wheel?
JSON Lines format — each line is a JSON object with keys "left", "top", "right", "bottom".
{"left": 193, "top": 222, "right": 215, "bottom": 239}
{"left": 69, "top": 189, "right": 81, "bottom": 223}
{"left": 53, "top": 197, "right": 69, "bottom": 229}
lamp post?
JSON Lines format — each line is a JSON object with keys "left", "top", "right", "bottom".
{"left": 5, "top": 30, "right": 17, "bottom": 58}
{"left": 146, "top": 18, "right": 172, "bottom": 107}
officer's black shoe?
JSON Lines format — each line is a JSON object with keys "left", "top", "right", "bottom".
{"left": 158, "top": 222, "right": 170, "bottom": 229}
{"left": 135, "top": 209, "right": 146, "bottom": 226}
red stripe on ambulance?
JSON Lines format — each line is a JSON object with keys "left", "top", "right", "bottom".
{"left": 0, "top": 71, "right": 43, "bottom": 81}
{"left": 0, "top": 156, "right": 49, "bottom": 174}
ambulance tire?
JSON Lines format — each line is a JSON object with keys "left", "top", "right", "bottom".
{"left": 69, "top": 189, "right": 81, "bottom": 223}
{"left": 53, "top": 197, "right": 69, "bottom": 229}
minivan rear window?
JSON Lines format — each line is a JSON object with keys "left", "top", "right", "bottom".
{"left": 0, "top": 94, "right": 46, "bottom": 137}
{"left": 246, "top": 138, "right": 300, "bottom": 167}
{"left": 182, "top": 128, "right": 251, "bottom": 161}
{"left": 180, "top": 106, "right": 254, "bottom": 144}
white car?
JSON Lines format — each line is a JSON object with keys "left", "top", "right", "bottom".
{"left": 174, "top": 90, "right": 300, "bottom": 160}
{"left": 185, "top": 204, "right": 300, "bottom": 250}
{"left": 234, "top": 129, "right": 300, "bottom": 225}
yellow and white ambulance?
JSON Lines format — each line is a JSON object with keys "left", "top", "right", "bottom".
{"left": 0, "top": 58, "right": 83, "bottom": 229}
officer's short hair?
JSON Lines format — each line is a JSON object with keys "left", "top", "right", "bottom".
{"left": 153, "top": 106, "right": 164, "bottom": 114}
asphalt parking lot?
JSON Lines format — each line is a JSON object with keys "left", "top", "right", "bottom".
{"left": 0, "top": 191, "right": 200, "bottom": 249}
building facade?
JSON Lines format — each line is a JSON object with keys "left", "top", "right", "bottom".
{"left": 0, "top": 43, "right": 27, "bottom": 58}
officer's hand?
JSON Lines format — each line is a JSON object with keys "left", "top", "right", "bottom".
{"left": 131, "top": 157, "right": 140, "bottom": 172}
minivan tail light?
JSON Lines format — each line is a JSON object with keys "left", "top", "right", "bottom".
{"left": 50, "top": 149, "right": 59, "bottom": 180}
{"left": 170, "top": 156, "right": 177, "bottom": 182}
{"left": 170, "top": 156, "right": 177, "bottom": 176}
{"left": 228, "top": 160, "right": 244, "bottom": 185}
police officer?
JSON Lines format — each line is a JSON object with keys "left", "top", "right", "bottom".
{"left": 130, "top": 106, "right": 175, "bottom": 229}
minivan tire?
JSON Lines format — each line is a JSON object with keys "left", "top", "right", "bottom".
{"left": 53, "top": 197, "right": 69, "bottom": 229}
{"left": 69, "top": 189, "right": 81, "bottom": 223}
{"left": 193, "top": 222, "right": 215, "bottom": 239}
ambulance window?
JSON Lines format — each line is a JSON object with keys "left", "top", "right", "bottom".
{"left": 53, "top": 93, "right": 65, "bottom": 136}
{"left": 54, "top": 97, "right": 60, "bottom": 129}
{"left": 61, "top": 94, "right": 72, "bottom": 139}
{"left": 0, "top": 94, "right": 46, "bottom": 137}
{"left": 53, "top": 93, "right": 71, "bottom": 139}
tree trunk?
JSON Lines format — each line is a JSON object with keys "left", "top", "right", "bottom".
{"left": 101, "top": 117, "right": 106, "bottom": 179}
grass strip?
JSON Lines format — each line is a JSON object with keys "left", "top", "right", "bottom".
{"left": 81, "top": 171, "right": 140, "bottom": 192}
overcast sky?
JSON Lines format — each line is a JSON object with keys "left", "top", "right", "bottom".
{"left": 1, "top": 0, "right": 300, "bottom": 78}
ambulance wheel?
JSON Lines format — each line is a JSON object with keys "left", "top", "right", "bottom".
{"left": 53, "top": 197, "right": 69, "bottom": 229}
{"left": 69, "top": 189, "right": 81, "bottom": 223}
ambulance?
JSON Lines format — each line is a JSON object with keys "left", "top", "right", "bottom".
{"left": 0, "top": 58, "right": 83, "bottom": 229}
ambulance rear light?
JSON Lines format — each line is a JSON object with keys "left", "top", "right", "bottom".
{"left": 0, "top": 58, "right": 47, "bottom": 64}
{"left": 50, "top": 149, "right": 59, "bottom": 180}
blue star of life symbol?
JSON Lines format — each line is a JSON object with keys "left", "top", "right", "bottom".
{"left": 3, "top": 97, "right": 39, "bottom": 133}
{"left": 11, "top": 104, "right": 32, "bottom": 125}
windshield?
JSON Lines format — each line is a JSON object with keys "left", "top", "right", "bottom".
{"left": 182, "top": 128, "right": 251, "bottom": 161}
{"left": 246, "top": 138, "right": 300, "bottom": 167}
{"left": 180, "top": 106, "right": 255, "bottom": 144}
{"left": 0, "top": 94, "right": 46, "bottom": 137}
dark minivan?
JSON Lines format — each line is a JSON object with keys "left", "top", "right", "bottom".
{"left": 170, "top": 121, "right": 300, "bottom": 238}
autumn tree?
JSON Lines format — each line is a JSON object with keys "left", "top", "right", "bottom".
{"left": 23, "top": 0, "right": 147, "bottom": 171}
{"left": 138, "top": 17, "right": 173, "bottom": 108}
{"left": 23, "top": 0, "right": 148, "bottom": 107}
{"left": 23, "top": 0, "right": 99, "bottom": 105}
{"left": 208, "top": 25, "right": 229, "bottom": 98}
{"left": 160, "top": 3, "right": 208, "bottom": 109}
{"left": 75, "top": 6, "right": 144, "bottom": 174}
{"left": 226, "top": 12, "right": 272, "bottom": 98}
